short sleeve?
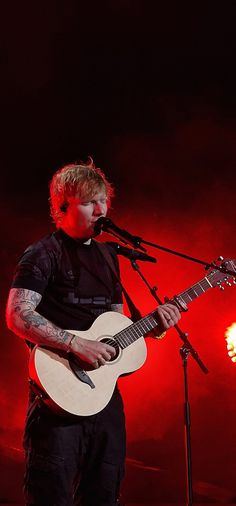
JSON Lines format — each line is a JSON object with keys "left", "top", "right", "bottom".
{"left": 11, "top": 240, "right": 54, "bottom": 295}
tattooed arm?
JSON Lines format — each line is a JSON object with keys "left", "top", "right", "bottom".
{"left": 6, "top": 288, "right": 77, "bottom": 350}
{"left": 6, "top": 288, "right": 116, "bottom": 367}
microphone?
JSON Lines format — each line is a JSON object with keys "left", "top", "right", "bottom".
{"left": 94, "top": 217, "right": 145, "bottom": 251}
{"left": 108, "top": 241, "right": 157, "bottom": 263}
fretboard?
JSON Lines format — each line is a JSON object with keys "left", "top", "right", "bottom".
{"left": 115, "top": 274, "right": 213, "bottom": 350}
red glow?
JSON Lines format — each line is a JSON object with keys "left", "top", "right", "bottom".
{"left": 225, "top": 323, "right": 236, "bottom": 362}
{"left": 2, "top": 131, "right": 236, "bottom": 503}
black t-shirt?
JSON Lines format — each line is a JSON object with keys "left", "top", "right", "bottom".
{"left": 11, "top": 229, "right": 123, "bottom": 331}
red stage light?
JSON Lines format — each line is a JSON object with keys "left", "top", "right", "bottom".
{"left": 225, "top": 323, "right": 236, "bottom": 362}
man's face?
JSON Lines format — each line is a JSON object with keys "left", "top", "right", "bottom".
{"left": 62, "top": 190, "right": 108, "bottom": 239}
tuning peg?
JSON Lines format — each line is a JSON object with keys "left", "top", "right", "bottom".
{"left": 226, "top": 281, "right": 232, "bottom": 286}
{"left": 233, "top": 279, "right": 236, "bottom": 284}
{"left": 218, "top": 256, "right": 224, "bottom": 261}
{"left": 219, "top": 285, "right": 224, "bottom": 290}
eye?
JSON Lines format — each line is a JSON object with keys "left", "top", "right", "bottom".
{"left": 81, "top": 201, "right": 92, "bottom": 206}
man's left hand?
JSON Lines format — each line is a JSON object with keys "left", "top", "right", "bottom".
{"left": 156, "top": 302, "right": 181, "bottom": 330}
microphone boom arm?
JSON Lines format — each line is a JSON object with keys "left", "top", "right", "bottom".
{"left": 94, "top": 217, "right": 146, "bottom": 251}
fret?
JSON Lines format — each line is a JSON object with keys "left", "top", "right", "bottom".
{"left": 191, "top": 286, "right": 201, "bottom": 297}
{"left": 115, "top": 313, "right": 158, "bottom": 349}
{"left": 200, "top": 280, "right": 209, "bottom": 291}
{"left": 179, "top": 277, "right": 212, "bottom": 305}
{"left": 182, "top": 291, "right": 193, "bottom": 304}
{"left": 147, "top": 314, "right": 159, "bottom": 329}
{"left": 140, "top": 318, "right": 152, "bottom": 334}
{"left": 187, "top": 287, "right": 198, "bottom": 301}
{"left": 116, "top": 337, "right": 126, "bottom": 350}
{"left": 205, "top": 277, "right": 213, "bottom": 288}
{"left": 116, "top": 331, "right": 130, "bottom": 349}
{"left": 112, "top": 261, "right": 235, "bottom": 351}
{"left": 195, "top": 283, "right": 205, "bottom": 295}
{"left": 116, "top": 276, "right": 213, "bottom": 350}
{"left": 131, "top": 325, "right": 142, "bottom": 339}
{"left": 137, "top": 317, "right": 153, "bottom": 334}
{"left": 124, "top": 327, "right": 137, "bottom": 344}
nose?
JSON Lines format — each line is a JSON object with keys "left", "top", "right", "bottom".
{"left": 93, "top": 202, "right": 105, "bottom": 216}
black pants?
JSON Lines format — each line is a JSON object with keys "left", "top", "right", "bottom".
{"left": 23, "top": 388, "right": 126, "bottom": 506}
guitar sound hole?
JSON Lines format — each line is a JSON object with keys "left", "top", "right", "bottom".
{"left": 100, "top": 338, "right": 120, "bottom": 362}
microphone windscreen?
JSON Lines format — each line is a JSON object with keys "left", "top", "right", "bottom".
{"left": 94, "top": 217, "right": 111, "bottom": 234}
{"left": 94, "top": 216, "right": 106, "bottom": 235}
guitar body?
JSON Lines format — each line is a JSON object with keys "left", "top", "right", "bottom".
{"left": 29, "top": 311, "right": 147, "bottom": 416}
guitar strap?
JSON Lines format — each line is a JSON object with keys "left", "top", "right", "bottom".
{"left": 95, "top": 241, "right": 142, "bottom": 322}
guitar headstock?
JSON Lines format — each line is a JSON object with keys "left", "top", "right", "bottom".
{"left": 206, "top": 258, "right": 236, "bottom": 290}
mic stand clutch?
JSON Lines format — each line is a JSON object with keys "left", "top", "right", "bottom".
{"left": 130, "top": 259, "right": 208, "bottom": 506}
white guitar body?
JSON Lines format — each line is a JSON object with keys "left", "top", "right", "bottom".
{"left": 29, "top": 311, "right": 147, "bottom": 416}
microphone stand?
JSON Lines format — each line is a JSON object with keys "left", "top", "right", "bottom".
{"left": 101, "top": 220, "right": 235, "bottom": 503}
{"left": 103, "top": 221, "right": 235, "bottom": 276}
{"left": 130, "top": 259, "right": 208, "bottom": 506}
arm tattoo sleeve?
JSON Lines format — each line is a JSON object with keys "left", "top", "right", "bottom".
{"left": 6, "top": 288, "right": 73, "bottom": 350}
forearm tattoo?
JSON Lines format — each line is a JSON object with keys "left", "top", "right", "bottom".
{"left": 7, "top": 288, "right": 71, "bottom": 349}
{"left": 20, "top": 309, "right": 70, "bottom": 343}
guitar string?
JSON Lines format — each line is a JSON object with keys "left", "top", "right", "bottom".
{"left": 102, "top": 277, "right": 211, "bottom": 351}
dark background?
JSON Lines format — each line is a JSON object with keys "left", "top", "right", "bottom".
{"left": 1, "top": 2, "right": 236, "bottom": 504}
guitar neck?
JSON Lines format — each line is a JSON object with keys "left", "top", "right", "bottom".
{"left": 115, "top": 274, "right": 214, "bottom": 350}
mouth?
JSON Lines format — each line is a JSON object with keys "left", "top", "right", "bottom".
{"left": 91, "top": 217, "right": 105, "bottom": 224}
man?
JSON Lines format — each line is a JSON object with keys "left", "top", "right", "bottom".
{"left": 6, "top": 158, "right": 181, "bottom": 506}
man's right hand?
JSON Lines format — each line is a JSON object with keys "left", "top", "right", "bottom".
{"left": 69, "top": 336, "right": 116, "bottom": 368}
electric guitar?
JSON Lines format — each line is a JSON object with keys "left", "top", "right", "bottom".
{"left": 29, "top": 258, "right": 236, "bottom": 416}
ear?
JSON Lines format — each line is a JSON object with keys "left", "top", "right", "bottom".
{"left": 60, "top": 202, "right": 68, "bottom": 213}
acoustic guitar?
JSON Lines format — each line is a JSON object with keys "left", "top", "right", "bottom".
{"left": 29, "top": 258, "right": 236, "bottom": 416}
